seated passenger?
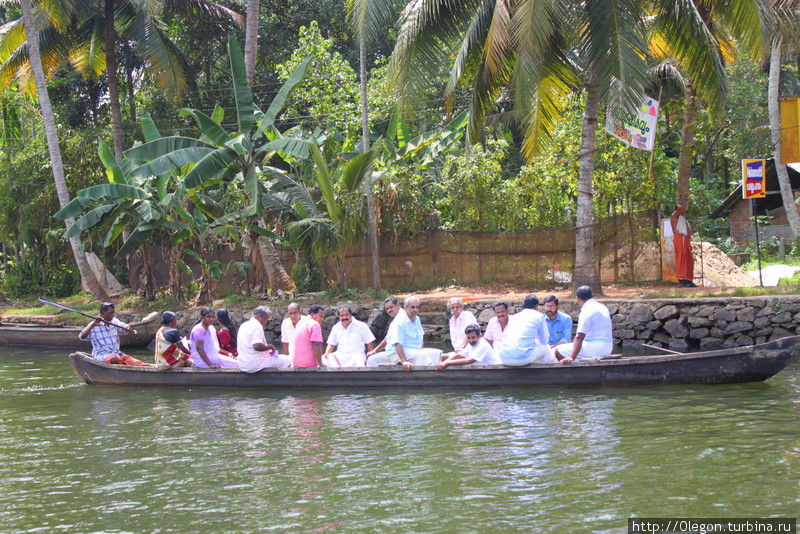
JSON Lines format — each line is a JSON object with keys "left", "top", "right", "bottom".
{"left": 437, "top": 324, "right": 501, "bottom": 370}
{"left": 543, "top": 295, "right": 573, "bottom": 350}
{"left": 215, "top": 308, "right": 238, "bottom": 357}
{"left": 366, "top": 297, "right": 402, "bottom": 358}
{"left": 484, "top": 301, "right": 511, "bottom": 347}
{"left": 79, "top": 302, "right": 151, "bottom": 366}
{"left": 495, "top": 294, "right": 555, "bottom": 366}
{"left": 190, "top": 307, "right": 239, "bottom": 369}
{"left": 292, "top": 305, "right": 325, "bottom": 368}
{"left": 280, "top": 303, "right": 304, "bottom": 359}
{"left": 448, "top": 297, "right": 478, "bottom": 351}
{"left": 322, "top": 305, "right": 376, "bottom": 367}
{"left": 157, "top": 329, "right": 194, "bottom": 370}
{"left": 237, "top": 306, "right": 290, "bottom": 373}
{"left": 366, "top": 296, "right": 441, "bottom": 371}
{"left": 555, "top": 286, "right": 613, "bottom": 363}
{"left": 154, "top": 311, "right": 190, "bottom": 364}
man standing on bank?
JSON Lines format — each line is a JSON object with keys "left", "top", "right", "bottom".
{"left": 671, "top": 203, "right": 696, "bottom": 287}
{"left": 554, "top": 286, "right": 613, "bottom": 363}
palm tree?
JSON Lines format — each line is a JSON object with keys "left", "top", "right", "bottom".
{"left": 767, "top": 1, "right": 800, "bottom": 237}
{"left": 346, "top": 0, "right": 403, "bottom": 289}
{"left": 17, "top": 0, "right": 109, "bottom": 299}
{"left": 244, "top": 0, "right": 259, "bottom": 86}
{"left": 386, "top": 0, "right": 764, "bottom": 288}
{"left": 0, "top": 0, "right": 243, "bottom": 161}
{"left": 648, "top": 0, "right": 764, "bottom": 207}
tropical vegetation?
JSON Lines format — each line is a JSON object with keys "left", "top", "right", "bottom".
{"left": 0, "top": 0, "right": 798, "bottom": 301}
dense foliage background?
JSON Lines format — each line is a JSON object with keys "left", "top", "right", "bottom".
{"left": 0, "top": 0, "right": 795, "bottom": 297}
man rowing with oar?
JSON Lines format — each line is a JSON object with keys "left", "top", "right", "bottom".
{"left": 79, "top": 302, "right": 151, "bottom": 366}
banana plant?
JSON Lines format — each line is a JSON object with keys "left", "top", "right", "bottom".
{"left": 382, "top": 110, "right": 469, "bottom": 168}
{"left": 119, "top": 35, "right": 310, "bottom": 292}
{"left": 53, "top": 116, "right": 243, "bottom": 302}
{"left": 265, "top": 136, "right": 380, "bottom": 289}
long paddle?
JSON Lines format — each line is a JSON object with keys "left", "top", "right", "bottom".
{"left": 38, "top": 298, "right": 135, "bottom": 333}
{"left": 641, "top": 343, "right": 684, "bottom": 355}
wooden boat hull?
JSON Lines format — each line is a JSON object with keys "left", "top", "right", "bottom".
{"left": 69, "top": 336, "right": 800, "bottom": 389}
{"left": 0, "top": 324, "right": 153, "bottom": 350}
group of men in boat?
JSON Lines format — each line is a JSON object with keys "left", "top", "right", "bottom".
{"left": 79, "top": 285, "right": 614, "bottom": 372}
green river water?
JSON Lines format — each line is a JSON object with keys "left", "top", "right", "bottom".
{"left": 1, "top": 347, "right": 798, "bottom": 533}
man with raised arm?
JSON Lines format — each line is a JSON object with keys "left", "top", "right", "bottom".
{"left": 495, "top": 294, "right": 554, "bottom": 366}
{"left": 447, "top": 297, "right": 478, "bottom": 351}
{"left": 79, "top": 302, "right": 150, "bottom": 367}
{"left": 554, "top": 286, "right": 613, "bottom": 363}
{"left": 238, "top": 306, "right": 290, "bottom": 373}
{"left": 366, "top": 296, "right": 441, "bottom": 371}
{"left": 323, "top": 305, "right": 376, "bottom": 367}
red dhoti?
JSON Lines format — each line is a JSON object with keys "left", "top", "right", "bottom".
{"left": 673, "top": 233, "right": 694, "bottom": 282}
{"left": 104, "top": 353, "right": 151, "bottom": 366}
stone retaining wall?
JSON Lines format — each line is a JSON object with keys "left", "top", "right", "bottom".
{"left": 10, "top": 295, "right": 799, "bottom": 351}
{"left": 158, "top": 295, "right": 800, "bottom": 351}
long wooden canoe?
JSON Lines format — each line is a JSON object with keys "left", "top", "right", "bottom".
{"left": 0, "top": 323, "right": 154, "bottom": 350}
{"left": 68, "top": 336, "right": 800, "bottom": 389}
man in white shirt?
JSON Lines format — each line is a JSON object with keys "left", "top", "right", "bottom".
{"left": 484, "top": 301, "right": 511, "bottom": 347}
{"left": 323, "top": 305, "right": 376, "bottom": 367}
{"left": 555, "top": 286, "right": 614, "bottom": 363}
{"left": 438, "top": 324, "right": 501, "bottom": 370}
{"left": 448, "top": 297, "right": 478, "bottom": 351}
{"left": 280, "top": 302, "right": 303, "bottom": 358}
{"left": 238, "top": 306, "right": 290, "bottom": 373}
{"left": 495, "top": 294, "right": 554, "bottom": 365}
{"left": 366, "top": 297, "right": 403, "bottom": 357}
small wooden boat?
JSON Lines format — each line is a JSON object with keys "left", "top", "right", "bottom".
{"left": 69, "top": 336, "right": 800, "bottom": 389}
{"left": 0, "top": 323, "right": 154, "bottom": 350}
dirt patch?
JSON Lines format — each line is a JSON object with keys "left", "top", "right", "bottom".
{"left": 691, "top": 241, "right": 758, "bottom": 287}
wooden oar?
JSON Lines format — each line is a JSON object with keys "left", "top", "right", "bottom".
{"left": 641, "top": 343, "right": 684, "bottom": 355}
{"left": 38, "top": 298, "right": 135, "bottom": 333}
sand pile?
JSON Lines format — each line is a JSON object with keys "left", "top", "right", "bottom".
{"left": 691, "top": 241, "right": 758, "bottom": 287}
{"left": 600, "top": 240, "right": 758, "bottom": 287}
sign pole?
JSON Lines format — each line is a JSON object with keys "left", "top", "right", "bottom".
{"left": 753, "top": 199, "right": 763, "bottom": 287}
{"left": 742, "top": 158, "right": 766, "bottom": 287}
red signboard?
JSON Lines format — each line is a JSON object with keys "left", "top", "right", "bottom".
{"left": 742, "top": 159, "right": 766, "bottom": 199}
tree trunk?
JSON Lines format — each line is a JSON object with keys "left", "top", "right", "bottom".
{"left": 19, "top": 0, "right": 109, "bottom": 300}
{"left": 104, "top": 0, "right": 124, "bottom": 162}
{"left": 256, "top": 220, "right": 295, "bottom": 292}
{"left": 244, "top": 0, "right": 260, "bottom": 86}
{"left": 676, "top": 84, "right": 697, "bottom": 207}
{"left": 125, "top": 59, "right": 137, "bottom": 129}
{"left": 768, "top": 38, "right": 800, "bottom": 238}
{"left": 573, "top": 80, "right": 602, "bottom": 290}
{"left": 359, "top": 37, "right": 381, "bottom": 289}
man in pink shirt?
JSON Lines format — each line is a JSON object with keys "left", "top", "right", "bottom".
{"left": 292, "top": 305, "right": 325, "bottom": 368}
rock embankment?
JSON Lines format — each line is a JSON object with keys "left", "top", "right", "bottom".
{"left": 4, "top": 296, "right": 798, "bottom": 351}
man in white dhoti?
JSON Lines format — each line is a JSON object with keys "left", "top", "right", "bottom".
{"left": 495, "top": 294, "right": 555, "bottom": 366}
{"left": 366, "top": 296, "right": 441, "bottom": 370}
{"left": 322, "top": 305, "right": 376, "bottom": 367}
{"left": 555, "top": 286, "right": 613, "bottom": 363}
{"left": 447, "top": 297, "right": 478, "bottom": 351}
{"left": 280, "top": 303, "right": 304, "bottom": 359}
{"left": 237, "top": 307, "right": 290, "bottom": 373}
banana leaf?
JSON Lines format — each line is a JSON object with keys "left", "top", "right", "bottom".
{"left": 227, "top": 35, "right": 258, "bottom": 134}
{"left": 124, "top": 136, "right": 216, "bottom": 162}
{"left": 129, "top": 146, "right": 216, "bottom": 177}
{"left": 183, "top": 146, "right": 239, "bottom": 190}
{"left": 63, "top": 203, "right": 116, "bottom": 238}
{"left": 98, "top": 140, "right": 126, "bottom": 184}
{"left": 259, "top": 55, "right": 312, "bottom": 130}
{"left": 180, "top": 108, "right": 231, "bottom": 146}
